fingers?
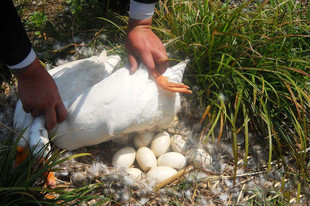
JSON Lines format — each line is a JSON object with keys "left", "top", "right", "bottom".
{"left": 157, "top": 59, "right": 169, "bottom": 74}
{"left": 45, "top": 101, "right": 66, "bottom": 130}
{"left": 56, "top": 101, "right": 67, "bottom": 123}
{"left": 152, "top": 49, "right": 169, "bottom": 74}
{"left": 140, "top": 52, "right": 156, "bottom": 73}
{"left": 23, "top": 100, "right": 66, "bottom": 130}
{"left": 136, "top": 47, "right": 168, "bottom": 75}
{"left": 22, "top": 104, "right": 32, "bottom": 113}
{"left": 128, "top": 52, "right": 138, "bottom": 74}
{"left": 30, "top": 107, "right": 43, "bottom": 117}
{"left": 44, "top": 106, "right": 57, "bottom": 131}
{"left": 17, "top": 59, "right": 67, "bottom": 131}
{"left": 22, "top": 102, "right": 43, "bottom": 117}
{"left": 125, "top": 30, "right": 168, "bottom": 74}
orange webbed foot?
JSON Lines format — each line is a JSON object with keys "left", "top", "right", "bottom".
{"left": 15, "top": 146, "right": 56, "bottom": 188}
{"left": 45, "top": 169, "right": 56, "bottom": 188}
{"left": 15, "top": 146, "right": 29, "bottom": 167}
{"left": 152, "top": 71, "right": 192, "bottom": 94}
{"left": 38, "top": 158, "right": 56, "bottom": 188}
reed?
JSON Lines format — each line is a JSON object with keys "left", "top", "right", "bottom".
{"left": 151, "top": 0, "right": 309, "bottom": 184}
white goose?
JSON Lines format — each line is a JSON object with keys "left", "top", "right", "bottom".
{"left": 14, "top": 51, "right": 191, "bottom": 155}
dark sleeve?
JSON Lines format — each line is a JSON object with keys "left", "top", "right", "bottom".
{"left": 133, "top": 0, "right": 158, "bottom": 3}
{"left": 0, "top": 0, "right": 32, "bottom": 67}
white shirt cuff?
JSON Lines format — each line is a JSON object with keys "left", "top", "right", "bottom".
{"left": 129, "top": 0, "right": 156, "bottom": 20}
{"left": 7, "top": 48, "right": 37, "bottom": 69}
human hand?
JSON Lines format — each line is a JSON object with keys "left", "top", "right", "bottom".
{"left": 14, "top": 58, "right": 67, "bottom": 130}
{"left": 125, "top": 18, "right": 192, "bottom": 94}
{"left": 125, "top": 18, "right": 168, "bottom": 74}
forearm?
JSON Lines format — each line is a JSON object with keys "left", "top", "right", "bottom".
{"left": 126, "top": 0, "right": 168, "bottom": 74}
{"left": 127, "top": 18, "right": 152, "bottom": 33}
{"left": 13, "top": 58, "right": 42, "bottom": 80}
{"left": 1, "top": 1, "right": 67, "bottom": 129}
{"left": 127, "top": 0, "right": 157, "bottom": 33}
{"left": 0, "top": 0, "right": 35, "bottom": 70}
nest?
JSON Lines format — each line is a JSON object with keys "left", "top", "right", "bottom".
{"left": 1, "top": 81, "right": 308, "bottom": 205}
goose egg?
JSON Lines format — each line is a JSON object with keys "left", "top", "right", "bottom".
{"left": 157, "top": 152, "right": 187, "bottom": 170}
{"left": 112, "top": 147, "right": 136, "bottom": 168}
{"left": 136, "top": 147, "right": 157, "bottom": 172}
{"left": 185, "top": 148, "right": 212, "bottom": 168}
{"left": 127, "top": 168, "right": 143, "bottom": 180}
{"left": 150, "top": 131, "right": 170, "bottom": 157}
{"left": 133, "top": 131, "right": 154, "bottom": 148}
{"left": 170, "top": 134, "right": 188, "bottom": 154}
{"left": 147, "top": 166, "right": 177, "bottom": 183}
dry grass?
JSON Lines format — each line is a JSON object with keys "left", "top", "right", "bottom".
{"left": 1, "top": 0, "right": 309, "bottom": 205}
{"left": 1, "top": 85, "right": 308, "bottom": 204}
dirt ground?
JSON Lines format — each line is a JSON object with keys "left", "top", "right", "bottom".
{"left": 1, "top": 80, "right": 308, "bottom": 205}
{"left": 1, "top": 0, "right": 309, "bottom": 205}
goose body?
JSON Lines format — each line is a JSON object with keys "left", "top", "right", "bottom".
{"left": 13, "top": 51, "right": 187, "bottom": 154}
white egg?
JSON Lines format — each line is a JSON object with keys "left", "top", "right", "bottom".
{"left": 150, "top": 131, "right": 170, "bottom": 157}
{"left": 185, "top": 148, "right": 212, "bottom": 168}
{"left": 127, "top": 168, "right": 143, "bottom": 180}
{"left": 133, "top": 131, "right": 154, "bottom": 148}
{"left": 136, "top": 147, "right": 157, "bottom": 172}
{"left": 147, "top": 166, "right": 177, "bottom": 183}
{"left": 157, "top": 152, "right": 187, "bottom": 170}
{"left": 112, "top": 147, "right": 136, "bottom": 168}
{"left": 170, "top": 134, "right": 188, "bottom": 154}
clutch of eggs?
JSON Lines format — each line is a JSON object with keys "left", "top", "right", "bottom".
{"left": 111, "top": 131, "right": 212, "bottom": 184}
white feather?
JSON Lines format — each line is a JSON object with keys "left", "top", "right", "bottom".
{"left": 14, "top": 51, "right": 187, "bottom": 156}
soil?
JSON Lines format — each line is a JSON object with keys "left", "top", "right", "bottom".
{"left": 0, "top": 1, "right": 309, "bottom": 205}
{"left": 1, "top": 81, "right": 308, "bottom": 204}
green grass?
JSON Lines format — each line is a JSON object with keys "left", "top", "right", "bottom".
{"left": 2, "top": 0, "right": 309, "bottom": 204}
{"left": 142, "top": 0, "right": 310, "bottom": 201}
{"left": 0, "top": 126, "right": 108, "bottom": 205}
{"left": 152, "top": 0, "right": 309, "bottom": 172}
